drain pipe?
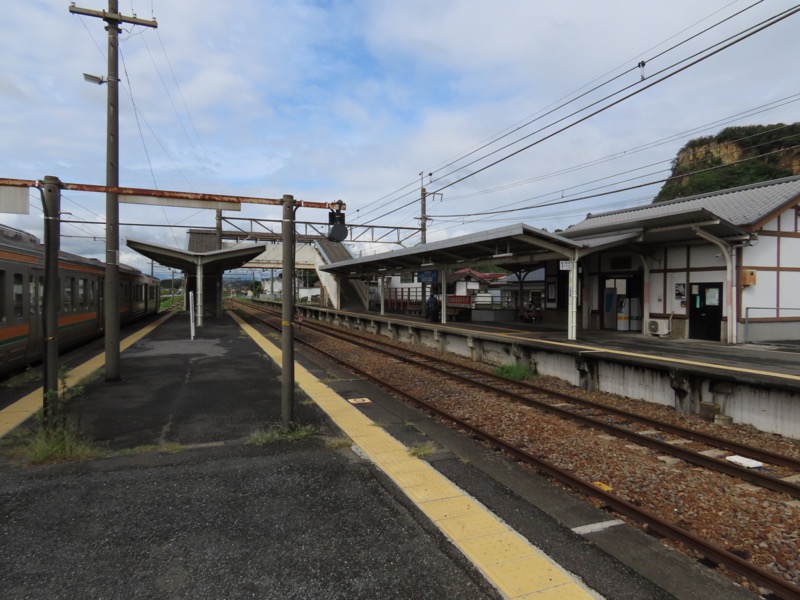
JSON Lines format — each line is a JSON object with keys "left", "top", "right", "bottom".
{"left": 637, "top": 254, "right": 651, "bottom": 336}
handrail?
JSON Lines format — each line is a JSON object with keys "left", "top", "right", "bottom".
{"left": 744, "top": 306, "right": 800, "bottom": 343}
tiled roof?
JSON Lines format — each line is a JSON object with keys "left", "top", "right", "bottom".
{"left": 565, "top": 175, "right": 800, "bottom": 233}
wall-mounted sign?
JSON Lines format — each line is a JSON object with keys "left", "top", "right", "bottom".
{"left": 418, "top": 270, "right": 439, "bottom": 283}
{"left": 559, "top": 260, "right": 571, "bottom": 271}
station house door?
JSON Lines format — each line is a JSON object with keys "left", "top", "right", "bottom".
{"left": 689, "top": 282, "right": 723, "bottom": 341}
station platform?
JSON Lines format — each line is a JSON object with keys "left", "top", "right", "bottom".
{"left": 0, "top": 312, "right": 758, "bottom": 599}
{"left": 326, "top": 306, "right": 800, "bottom": 383}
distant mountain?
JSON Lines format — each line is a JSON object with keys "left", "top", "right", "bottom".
{"left": 654, "top": 123, "right": 800, "bottom": 203}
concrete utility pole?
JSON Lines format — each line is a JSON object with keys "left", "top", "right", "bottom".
{"left": 69, "top": 2, "right": 157, "bottom": 381}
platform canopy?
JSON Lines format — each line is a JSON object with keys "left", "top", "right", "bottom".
{"left": 126, "top": 238, "right": 268, "bottom": 275}
{"left": 319, "top": 223, "right": 598, "bottom": 276}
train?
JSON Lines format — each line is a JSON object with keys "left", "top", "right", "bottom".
{"left": 0, "top": 224, "right": 160, "bottom": 379}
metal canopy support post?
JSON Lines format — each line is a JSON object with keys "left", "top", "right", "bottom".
{"left": 281, "top": 195, "right": 296, "bottom": 429}
{"left": 41, "top": 176, "right": 61, "bottom": 423}
{"left": 196, "top": 261, "right": 204, "bottom": 328}
{"left": 440, "top": 266, "right": 447, "bottom": 324}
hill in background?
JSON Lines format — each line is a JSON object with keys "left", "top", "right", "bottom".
{"left": 654, "top": 123, "right": 800, "bottom": 202}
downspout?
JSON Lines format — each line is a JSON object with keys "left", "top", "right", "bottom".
{"left": 379, "top": 274, "right": 385, "bottom": 316}
{"left": 196, "top": 260, "right": 204, "bottom": 328}
{"left": 440, "top": 265, "right": 447, "bottom": 324}
{"left": 692, "top": 227, "right": 736, "bottom": 344}
{"left": 638, "top": 254, "right": 651, "bottom": 337}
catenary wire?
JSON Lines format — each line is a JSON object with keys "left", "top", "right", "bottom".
{"left": 427, "top": 5, "right": 800, "bottom": 197}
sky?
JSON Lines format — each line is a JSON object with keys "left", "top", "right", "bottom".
{"left": 1, "top": 0, "right": 799, "bottom": 277}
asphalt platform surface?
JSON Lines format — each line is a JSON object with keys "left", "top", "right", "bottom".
{"left": 0, "top": 312, "right": 761, "bottom": 599}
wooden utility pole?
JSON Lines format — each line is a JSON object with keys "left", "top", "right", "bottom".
{"left": 69, "top": 2, "right": 157, "bottom": 381}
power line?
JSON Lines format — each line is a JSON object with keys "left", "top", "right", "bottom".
{"left": 424, "top": 0, "right": 767, "bottom": 188}
{"left": 429, "top": 142, "right": 800, "bottom": 220}
{"left": 428, "top": 5, "right": 800, "bottom": 197}
{"left": 357, "top": 3, "right": 791, "bottom": 228}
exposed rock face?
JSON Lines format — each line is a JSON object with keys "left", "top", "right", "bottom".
{"left": 654, "top": 123, "right": 800, "bottom": 202}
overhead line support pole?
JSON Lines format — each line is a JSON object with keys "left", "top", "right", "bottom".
{"left": 70, "top": 2, "right": 157, "bottom": 381}
{"left": 41, "top": 177, "right": 62, "bottom": 424}
{"left": 281, "top": 195, "right": 296, "bottom": 429}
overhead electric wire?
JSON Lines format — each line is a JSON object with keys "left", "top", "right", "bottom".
{"left": 423, "top": 0, "right": 766, "bottom": 186}
{"left": 119, "top": 42, "right": 182, "bottom": 249}
{"left": 426, "top": 4, "right": 800, "bottom": 198}
{"left": 358, "top": 2, "right": 786, "bottom": 228}
{"left": 435, "top": 121, "right": 800, "bottom": 219}
{"left": 428, "top": 141, "right": 800, "bottom": 222}
{"left": 442, "top": 93, "right": 800, "bottom": 203}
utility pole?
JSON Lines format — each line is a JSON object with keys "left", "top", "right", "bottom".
{"left": 69, "top": 2, "right": 157, "bottom": 381}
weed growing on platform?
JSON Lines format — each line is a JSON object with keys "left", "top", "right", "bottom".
{"left": 324, "top": 436, "right": 352, "bottom": 450}
{"left": 3, "top": 366, "right": 42, "bottom": 389}
{"left": 22, "top": 425, "right": 102, "bottom": 464}
{"left": 494, "top": 363, "right": 537, "bottom": 381}
{"left": 11, "top": 367, "right": 102, "bottom": 465}
{"left": 409, "top": 441, "right": 437, "bottom": 458}
{"left": 250, "top": 424, "right": 318, "bottom": 445}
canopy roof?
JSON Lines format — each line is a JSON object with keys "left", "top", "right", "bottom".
{"left": 126, "top": 238, "right": 267, "bottom": 275}
{"left": 320, "top": 224, "right": 584, "bottom": 276}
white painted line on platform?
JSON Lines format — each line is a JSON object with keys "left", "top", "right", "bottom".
{"left": 572, "top": 520, "right": 625, "bottom": 535}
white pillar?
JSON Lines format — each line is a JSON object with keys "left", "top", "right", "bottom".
{"left": 568, "top": 251, "right": 578, "bottom": 340}
{"left": 196, "top": 261, "right": 204, "bottom": 328}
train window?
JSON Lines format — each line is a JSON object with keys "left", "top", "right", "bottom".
{"left": 0, "top": 271, "right": 5, "bottom": 323}
{"left": 13, "top": 273, "right": 24, "bottom": 318}
{"left": 77, "top": 279, "right": 86, "bottom": 309}
{"left": 64, "top": 276, "right": 74, "bottom": 312}
{"left": 38, "top": 276, "right": 44, "bottom": 313}
{"left": 88, "top": 280, "right": 95, "bottom": 306}
{"left": 29, "top": 275, "right": 36, "bottom": 315}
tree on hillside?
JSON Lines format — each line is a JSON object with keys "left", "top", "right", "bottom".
{"left": 654, "top": 123, "right": 800, "bottom": 202}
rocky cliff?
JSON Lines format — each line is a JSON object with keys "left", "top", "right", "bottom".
{"left": 654, "top": 123, "right": 800, "bottom": 202}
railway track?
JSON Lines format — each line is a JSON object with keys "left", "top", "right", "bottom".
{"left": 232, "top": 299, "right": 800, "bottom": 599}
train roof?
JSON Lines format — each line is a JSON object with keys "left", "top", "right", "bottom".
{"left": 0, "top": 224, "right": 40, "bottom": 245}
{"left": 0, "top": 224, "right": 151, "bottom": 278}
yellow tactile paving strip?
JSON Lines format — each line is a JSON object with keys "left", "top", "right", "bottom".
{"left": 230, "top": 311, "right": 599, "bottom": 599}
{"left": 0, "top": 312, "right": 174, "bottom": 438}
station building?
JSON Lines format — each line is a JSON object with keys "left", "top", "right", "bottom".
{"left": 322, "top": 175, "right": 800, "bottom": 345}
{"left": 561, "top": 174, "right": 800, "bottom": 343}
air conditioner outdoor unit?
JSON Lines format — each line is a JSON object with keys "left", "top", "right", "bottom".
{"left": 647, "top": 318, "right": 670, "bottom": 336}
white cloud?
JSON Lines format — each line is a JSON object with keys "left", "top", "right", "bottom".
{"left": 2, "top": 0, "right": 799, "bottom": 274}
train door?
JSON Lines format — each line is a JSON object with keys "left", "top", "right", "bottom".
{"left": 689, "top": 282, "right": 723, "bottom": 341}
{"left": 26, "top": 270, "right": 44, "bottom": 357}
{"left": 98, "top": 277, "right": 105, "bottom": 331}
